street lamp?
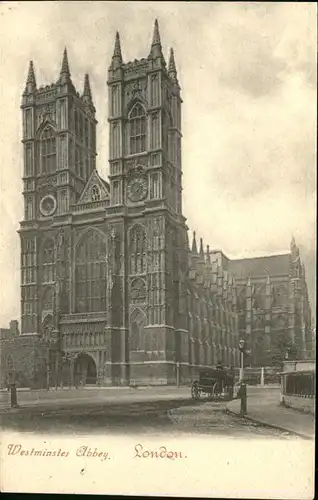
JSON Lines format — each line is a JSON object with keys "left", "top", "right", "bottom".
{"left": 238, "top": 339, "right": 245, "bottom": 382}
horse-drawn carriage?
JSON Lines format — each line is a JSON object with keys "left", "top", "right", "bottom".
{"left": 191, "top": 367, "right": 235, "bottom": 401}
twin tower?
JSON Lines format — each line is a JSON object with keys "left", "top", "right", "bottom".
{"left": 21, "top": 19, "right": 182, "bottom": 218}
{"left": 19, "top": 20, "right": 196, "bottom": 386}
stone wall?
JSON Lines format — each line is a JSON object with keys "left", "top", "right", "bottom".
{"left": 281, "top": 394, "right": 315, "bottom": 415}
{"left": 0, "top": 334, "right": 48, "bottom": 389}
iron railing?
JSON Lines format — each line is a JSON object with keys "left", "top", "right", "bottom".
{"left": 284, "top": 371, "right": 315, "bottom": 398}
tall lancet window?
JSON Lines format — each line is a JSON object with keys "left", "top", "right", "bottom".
{"left": 130, "top": 225, "right": 147, "bottom": 275}
{"left": 75, "top": 231, "right": 107, "bottom": 313}
{"left": 129, "top": 103, "right": 146, "bottom": 155}
{"left": 41, "top": 127, "right": 56, "bottom": 174}
{"left": 42, "top": 239, "right": 55, "bottom": 283}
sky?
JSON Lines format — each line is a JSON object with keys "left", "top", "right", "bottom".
{"left": 0, "top": 1, "right": 316, "bottom": 326}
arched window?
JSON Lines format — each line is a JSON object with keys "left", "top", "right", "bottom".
{"left": 129, "top": 103, "right": 146, "bottom": 155}
{"left": 91, "top": 185, "right": 101, "bottom": 202}
{"left": 253, "top": 285, "right": 266, "bottom": 310}
{"left": 130, "top": 225, "right": 147, "bottom": 275}
{"left": 130, "top": 308, "right": 146, "bottom": 350}
{"left": 42, "top": 314, "right": 53, "bottom": 341}
{"left": 272, "top": 285, "right": 288, "bottom": 307}
{"left": 75, "top": 231, "right": 107, "bottom": 312}
{"left": 42, "top": 239, "right": 55, "bottom": 283}
{"left": 237, "top": 288, "right": 246, "bottom": 311}
{"left": 41, "top": 127, "right": 56, "bottom": 174}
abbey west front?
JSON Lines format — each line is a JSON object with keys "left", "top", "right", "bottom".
{"left": 0, "top": 21, "right": 313, "bottom": 388}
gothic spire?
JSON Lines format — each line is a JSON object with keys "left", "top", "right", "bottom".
{"left": 199, "top": 237, "right": 204, "bottom": 258}
{"left": 191, "top": 231, "right": 198, "bottom": 254}
{"left": 27, "top": 60, "right": 36, "bottom": 86}
{"left": 83, "top": 73, "right": 92, "bottom": 101}
{"left": 59, "top": 47, "right": 71, "bottom": 82}
{"left": 152, "top": 18, "right": 161, "bottom": 46}
{"left": 206, "top": 244, "right": 211, "bottom": 263}
{"left": 149, "top": 19, "right": 165, "bottom": 62}
{"left": 24, "top": 60, "right": 36, "bottom": 94}
{"left": 168, "top": 48, "right": 179, "bottom": 84}
{"left": 111, "top": 31, "right": 123, "bottom": 68}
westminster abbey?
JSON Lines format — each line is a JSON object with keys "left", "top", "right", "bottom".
{"left": 0, "top": 21, "right": 313, "bottom": 388}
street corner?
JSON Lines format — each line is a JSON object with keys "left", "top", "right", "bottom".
{"left": 226, "top": 398, "right": 241, "bottom": 416}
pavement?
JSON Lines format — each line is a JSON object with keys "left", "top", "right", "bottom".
{"left": 0, "top": 385, "right": 301, "bottom": 439}
{"left": 0, "top": 385, "right": 192, "bottom": 414}
{"left": 227, "top": 386, "right": 315, "bottom": 439}
{"left": 1, "top": 385, "right": 314, "bottom": 439}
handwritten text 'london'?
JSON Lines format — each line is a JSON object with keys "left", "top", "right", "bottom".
{"left": 7, "top": 444, "right": 187, "bottom": 461}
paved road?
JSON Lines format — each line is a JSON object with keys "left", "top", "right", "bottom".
{"left": 0, "top": 386, "right": 191, "bottom": 411}
{"left": 0, "top": 386, "right": 297, "bottom": 438}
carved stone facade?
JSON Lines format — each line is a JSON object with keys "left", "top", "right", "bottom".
{"left": 1, "top": 21, "right": 313, "bottom": 388}
{"left": 228, "top": 242, "right": 313, "bottom": 366}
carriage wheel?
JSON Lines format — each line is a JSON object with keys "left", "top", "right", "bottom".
{"left": 191, "top": 381, "right": 201, "bottom": 400}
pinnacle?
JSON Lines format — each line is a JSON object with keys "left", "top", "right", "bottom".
{"left": 168, "top": 48, "right": 176, "bottom": 74}
{"left": 113, "top": 31, "right": 123, "bottom": 61}
{"left": 60, "top": 47, "right": 71, "bottom": 77}
{"left": 199, "top": 237, "right": 204, "bottom": 257}
{"left": 83, "top": 73, "right": 92, "bottom": 100}
{"left": 26, "top": 60, "right": 36, "bottom": 86}
{"left": 191, "top": 231, "right": 198, "bottom": 254}
{"left": 149, "top": 19, "right": 165, "bottom": 62}
{"left": 23, "top": 60, "right": 36, "bottom": 95}
{"left": 206, "top": 244, "right": 211, "bottom": 263}
{"left": 151, "top": 19, "right": 161, "bottom": 46}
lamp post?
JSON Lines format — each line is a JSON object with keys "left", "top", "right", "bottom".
{"left": 238, "top": 339, "right": 245, "bottom": 382}
{"left": 176, "top": 361, "right": 180, "bottom": 388}
{"left": 237, "top": 339, "right": 248, "bottom": 416}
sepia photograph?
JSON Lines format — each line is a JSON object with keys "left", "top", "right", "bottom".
{"left": 0, "top": 1, "right": 316, "bottom": 497}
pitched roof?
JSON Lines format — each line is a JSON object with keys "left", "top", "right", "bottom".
{"left": 229, "top": 254, "right": 290, "bottom": 279}
{"left": 77, "top": 169, "right": 110, "bottom": 206}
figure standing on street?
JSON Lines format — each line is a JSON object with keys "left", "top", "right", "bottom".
{"left": 228, "top": 366, "right": 235, "bottom": 399}
{"left": 237, "top": 382, "right": 247, "bottom": 416}
{"left": 10, "top": 383, "right": 19, "bottom": 408}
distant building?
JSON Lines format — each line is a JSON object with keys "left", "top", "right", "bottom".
{"left": 228, "top": 241, "right": 313, "bottom": 366}
{"left": 0, "top": 21, "right": 313, "bottom": 388}
{"left": 0, "top": 321, "right": 20, "bottom": 387}
{"left": 0, "top": 320, "right": 48, "bottom": 389}
{"left": 0, "top": 320, "right": 19, "bottom": 341}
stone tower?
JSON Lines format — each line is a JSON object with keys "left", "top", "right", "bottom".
{"left": 105, "top": 20, "right": 189, "bottom": 384}
{"left": 19, "top": 49, "right": 97, "bottom": 336}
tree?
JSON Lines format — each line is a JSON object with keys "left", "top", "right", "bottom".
{"left": 270, "top": 330, "right": 298, "bottom": 367}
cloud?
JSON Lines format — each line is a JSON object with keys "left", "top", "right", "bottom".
{"left": 0, "top": 2, "right": 316, "bottom": 325}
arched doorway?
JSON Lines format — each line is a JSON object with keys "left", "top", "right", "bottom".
{"left": 74, "top": 353, "right": 97, "bottom": 386}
